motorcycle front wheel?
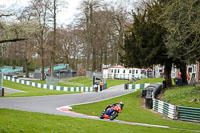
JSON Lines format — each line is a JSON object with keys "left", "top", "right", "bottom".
{"left": 99, "top": 112, "right": 105, "bottom": 119}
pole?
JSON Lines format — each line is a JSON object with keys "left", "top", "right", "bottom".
{"left": 93, "top": 72, "right": 96, "bottom": 86}
{"left": 1, "top": 70, "right": 4, "bottom": 96}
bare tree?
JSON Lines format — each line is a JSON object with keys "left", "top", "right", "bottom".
{"left": 75, "top": 0, "right": 131, "bottom": 72}
{"left": 80, "top": 0, "right": 102, "bottom": 71}
{"left": 56, "top": 25, "right": 84, "bottom": 69}
{"left": 26, "top": 0, "right": 52, "bottom": 80}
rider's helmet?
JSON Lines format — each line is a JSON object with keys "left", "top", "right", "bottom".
{"left": 119, "top": 102, "right": 124, "bottom": 109}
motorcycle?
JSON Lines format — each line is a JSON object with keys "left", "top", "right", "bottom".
{"left": 99, "top": 104, "right": 122, "bottom": 120}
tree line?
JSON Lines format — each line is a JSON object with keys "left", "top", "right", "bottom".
{"left": 0, "top": 0, "right": 133, "bottom": 79}
{"left": 2, "top": 0, "right": 198, "bottom": 88}
{"left": 121, "top": 0, "right": 200, "bottom": 87}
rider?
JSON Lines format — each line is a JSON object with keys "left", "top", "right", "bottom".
{"left": 105, "top": 102, "right": 124, "bottom": 116}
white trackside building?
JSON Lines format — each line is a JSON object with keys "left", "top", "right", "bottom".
{"left": 102, "top": 65, "right": 150, "bottom": 80}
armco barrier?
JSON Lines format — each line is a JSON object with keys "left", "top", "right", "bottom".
{"left": 151, "top": 84, "right": 177, "bottom": 120}
{"left": 126, "top": 83, "right": 176, "bottom": 119}
{"left": 125, "top": 83, "right": 151, "bottom": 90}
{"left": 153, "top": 98, "right": 176, "bottom": 119}
{"left": 137, "top": 82, "right": 200, "bottom": 123}
{"left": 4, "top": 76, "right": 94, "bottom": 92}
{"left": 178, "top": 106, "right": 200, "bottom": 123}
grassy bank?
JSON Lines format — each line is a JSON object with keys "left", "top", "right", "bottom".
{"left": 34, "top": 80, "right": 79, "bottom": 87}
{"left": 69, "top": 78, "right": 130, "bottom": 88}
{"left": 133, "top": 78, "right": 175, "bottom": 85}
{"left": 3, "top": 80, "right": 75, "bottom": 97}
{"left": 133, "top": 78, "right": 164, "bottom": 84}
{"left": 162, "top": 86, "right": 200, "bottom": 108}
{"left": 34, "top": 77, "right": 130, "bottom": 88}
{"left": 2, "top": 77, "right": 130, "bottom": 97}
{"left": 68, "top": 77, "right": 92, "bottom": 86}
{"left": 71, "top": 91, "right": 200, "bottom": 130}
{"left": 0, "top": 108, "right": 195, "bottom": 133}
{"left": 106, "top": 79, "right": 130, "bottom": 88}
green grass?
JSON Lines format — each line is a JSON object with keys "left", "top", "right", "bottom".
{"left": 0, "top": 108, "right": 195, "bottom": 133}
{"left": 3, "top": 80, "right": 76, "bottom": 97}
{"left": 35, "top": 78, "right": 130, "bottom": 88}
{"left": 72, "top": 91, "right": 200, "bottom": 131}
{"left": 106, "top": 79, "right": 130, "bottom": 88}
{"left": 68, "top": 78, "right": 130, "bottom": 88}
{"left": 34, "top": 78, "right": 93, "bottom": 87}
{"left": 133, "top": 78, "right": 175, "bottom": 85}
{"left": 2, "top": 77, "right": 130, "bottom": 97}
{"left": 34, "top": 80, "right": 79, "bottom": 87}
{"left": 133, "top": 78, "right": 164, "bottom": 84}
{"left": 162, "top": 86, "right": 200, "bottom": 108}
{"left": 68, "top": 77, "right": 92, "bottom": 86}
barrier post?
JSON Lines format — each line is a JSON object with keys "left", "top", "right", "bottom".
{"left": 0, "top": 71, "right": 4, "bottom": 96}
{"left": 1, "top": 88, "right": 4, "bottom": 96}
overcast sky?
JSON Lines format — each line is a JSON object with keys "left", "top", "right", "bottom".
{"left": 0, "top": 0, "right": 137, "bottom": 25}
{"left": 0, "top": 0, "right": 83, "bottom": 25}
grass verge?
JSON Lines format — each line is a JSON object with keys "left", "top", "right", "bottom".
{"left": 133, "top": 78, "right": 164, "bottom": 84}
{"left": 133, "top": 78, "right": 175, "bottom": 85}
{"left": 34, "top": 80, "right": 79, "bottom": 87}
{"left": 3, "top": 80, "right": 76, "bottom": 97}
{"left": 0, "top": 108, "right": 195, "bottom": 133}
{"left": 106, "top": 79, "right": 130, "bottom": 88}
{"left": 71, "top": 90, "right": 200, "bottom": 130}
{"left": 162, "top": 86, "right": 200, "bottom": 108}
{"left": 34, "top": 77, "right": 130, "bottom": 88}
{"left": 68, "top": 77, "right": 92, "bottom": 86}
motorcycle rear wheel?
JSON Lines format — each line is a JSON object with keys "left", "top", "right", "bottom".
{"left": 110, "top": 111, "right": 118, "bottom": 120}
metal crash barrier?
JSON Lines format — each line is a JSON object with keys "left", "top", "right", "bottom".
{"left": 178, "top": 106, "right": 200, "bottom": 123}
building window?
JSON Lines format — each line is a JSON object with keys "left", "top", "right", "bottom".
{"left": 132, "top": 70, "right": 135, "bottom": 74}
{"left": 111, "top": 69, "right": 113, "bottom": 73}
{"left": 114, "top": 69, "right": 116, "bottom": 73}
{"left": 188, "top": 67, "right": 192, "bottom": 73}
{"left": 136, "top": 70, "right": 138, "bottom": 74}
{"left": 129, "top": 70, "right": 131, "bottom": 73}
{"left": 123, "top": 70, "right": 125, "bottom": 73}
{"left": 118, "top": 69, "right": 120, "bottom": 73}
{"left": 193, "top": 65, "right": 196, "bottom": 73}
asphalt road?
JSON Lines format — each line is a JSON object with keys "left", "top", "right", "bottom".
{"left": 4, "top": 87, "right": 26, "bottom": 94}
{"left": 0, "top": 84, "right": 173, "bottom": 129}
{"left": 0, "top": 84, "right": 134, "bottom": 116}
{"left": 1, "top": 84, "right": 199, "bottom": 132}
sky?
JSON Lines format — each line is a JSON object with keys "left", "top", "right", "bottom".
{"left": 0, "top": 0, "right": 137, "bottom": 25}
{"left": 0, "top": 0, "right": 83, "bottom": 25}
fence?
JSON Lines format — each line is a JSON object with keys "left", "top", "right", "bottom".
{"left": 0, "top": 66, "right": 23, "bottom": 75}
{"left": 150, "top": 84, "right": 177, "bottom": 120}
{"left": 125, "top": 83, "right": 176, "bottom": 120}
{"left": 124, "top": 83, "right": 151, "bottom": 90}
{"left": 125, "top": 82, "right": 200, "bottom": 123}
{"left": 178, "top": 106, "right": 200, "bottom": 123}
{"left": 153, "top": 99, "right": 176, "bottom": 119}
{"left": 105, "top": 74, "right": 144, "bottom": 80}
{"left": 4, "top": 76, "right": 94, "bottom": 92}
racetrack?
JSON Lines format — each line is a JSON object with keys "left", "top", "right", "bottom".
{"left": 0, "top": 84, "right": 134, "bottom": 117}
{"left": 1, "top": 84, "right": 199, "bottom": 132}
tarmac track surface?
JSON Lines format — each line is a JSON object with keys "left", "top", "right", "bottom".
{"left": 0, "top": 84, "right": 200, "bottom": 132}
{"left": 0, "top": 85, "right": 134, "bottom": 116}
{"left": 4, "top": 87, "right": 26, "bottom": 93}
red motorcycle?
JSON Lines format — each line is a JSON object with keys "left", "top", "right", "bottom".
{"left": 99, "top": 104, "right": 122, "bottom": 120}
